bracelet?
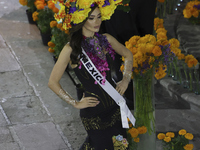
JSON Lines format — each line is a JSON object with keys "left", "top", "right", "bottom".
{"left": 58, "top": 89, "right": 77, "bottom": 106}
{"left": 123, "top": 60, "right": 133, "bottom": 83}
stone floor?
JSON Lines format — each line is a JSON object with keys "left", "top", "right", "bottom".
{"left": 0, "top": 0, "right": 199, "bottom": 150}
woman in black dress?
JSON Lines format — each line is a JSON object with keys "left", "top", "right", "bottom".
{"left": 48, "top": 1, "right": 134, "bottom": 149}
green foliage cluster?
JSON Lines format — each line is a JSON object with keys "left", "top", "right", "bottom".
{"left": 50, "top": 27, "right": 69, "bottom": 57}
{"left": 37, "top": 7, "right": 55, "bottom": 34}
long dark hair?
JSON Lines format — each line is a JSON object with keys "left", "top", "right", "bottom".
{"left": 69, "top": 4, "right": 98, "bottom": 64}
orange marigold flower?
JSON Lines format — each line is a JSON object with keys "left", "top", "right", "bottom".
{"left": 158, "top": 0, "right": 165, "bottom": 3}
{"left": 178, "top": 53, "right": 185, "bottom": 60}
{"left": 169, "top": 38, "right": 180, "bottom": 48}
{"left": 134, "top": 137, "right": 140, "bottom": 143}
{"left": 137, "top": 126, "right": 147, "bottom": 134}
{"left": 157, "top": 133, "right": 165, "bottom": 140}
{"left": 187, "top": 58, "right": 198, "bottom": 68}
{"left": 128, "top": 128, "right": 139, "bottom": 138}
{"left": 48, "top": 1, "right": 55, "bottom": 9}
{"left": 184, "top": 144, "right": 194, "bottom": 150}
{"left": 57, "top": 23, "right": 63, "bottom": 29}
{"left": 50, "top": 20, "right": 57, "bottom": 28}
{"left": 53, "top": 7, "right": 59, "bottom": 13}
{"left": 48, "top": 48, "right": 55, "bottom": 53}
{"left": 179, "top": 129, "right": 187, "bottom": 135}
{"left": 48, "top": 41, "right": 56, "bottom": 48}
{"left": 19, "top": 0, "right": 28, "bottom": 6}
{"left": 185, "top": 133, "right": 194, "bottom": 140}
{"left": 157, "top": 32, "right": 167, "bottom": 41}
{"left": 152, "top": 45, "right": 162, "bottom": 56}
{"left": 36, "top": 3, "right": 45, "bottom": 10}
{"left": 164, "top": 136, "right": 171, "bottom": 143}
{"left": 166, "top": 132, "right": 175, "bottom": 138}
{"left": 185, "top": 55, "right": 194, "bottom": 63}
{"left": 65, "top": 29, "right": 69, "bottom": 34}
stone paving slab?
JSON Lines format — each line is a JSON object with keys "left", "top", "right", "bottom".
{"left": 0, "top": 126, "right": 13, "bottom": 144}
{"left": 0, "top": 107, "right": 8, "bottom": 126}
{"left": 0, "top": 47, "right": 20, "bottom": 72}
{"left": 0, "top": 142, "right": 20, "bottom": 150}
{"left": 0, "top": 70, "right": 34, "bottom": 99}
{"left": 59, "top": 121, "right": 87, "bottom": 150}
{"left": 1, "top": 96, "right": 51, "bottom": 125}
{"left": 13, "top": 122, "right": 68, "bottom": 150}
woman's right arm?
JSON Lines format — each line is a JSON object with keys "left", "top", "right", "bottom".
{"left": 48, "top": 44, "right": 100, "bottom": 109}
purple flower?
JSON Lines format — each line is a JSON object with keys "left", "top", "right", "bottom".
{"left": 69, "top": 7, "right": 77, "bottom": 13}
{"left": 194, "top": 4, "right": 200, "bottom": 10}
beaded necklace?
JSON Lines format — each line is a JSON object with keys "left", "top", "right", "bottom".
{"left": 80, "top": 32, "right": 115, "bottom": 84}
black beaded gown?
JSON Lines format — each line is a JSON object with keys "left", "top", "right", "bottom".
{"left": 73, "top": 53, "right": 128, "bottom": 150}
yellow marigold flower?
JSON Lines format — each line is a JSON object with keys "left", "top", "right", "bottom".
{"left": 183, "top": 9, "right": 192, "bottom": 19}
{"left": 128, "top": 127, "right": 139, "bottom": 138}
{"left": 76, "top": 0, "right": 94, "bottom": 9}
{"left": 48, "top": 41, "right": 56, "bottom": 48}
{"left": 100, "top": 2, "right": 116, "bottom": 20}
{"left": 19, "top": 0, "right": 28, "bottom": 6}
{"left": 184, "top": 144, "right": 194, "bottom": 150}
{"left": 157, "top": 32, "right": 167, "bottom": 41}
{"left": 169, "top": 38, "right": 180, "bottom": 48}
{"left": 164, "top": 136, "right": 171, "bottom": 143}
{"left": 130, "top": 47, "right": 137, "bottom": 55}
{"left": 185, "top": 55, "right": 195, "bottom": 63}
{"left": 187, "top": 58, "right": 198, "bottom": 68}
{"left": 166, "top": 132, "right": 175, "bottom": 138}
{"left": 50, "top": 20, "right": 57, "bottom": 28}
{"left": 120, "top": 64, "right": 124, "bottom": 72}
{"left": 72, "top": 8, "right": 91, "bottom": 24}
{"left": 179, "top": 129, "right": 187, "bottom": 135}
{"left": 152, "top": 45, "right": 162, "bottom": 57}
{"left": 32, "top": 11, "right": 39, "bottom": 21}
{"left": 156, "top": 28, "right": 167, "bottom": 34}
{"left": 185, "top": 133, "right": 194, "bottom": 140}
{"left": 134, "top": 137, "right": 140, "bottom": 143}
{"left": 171, "top": 47, "right": 181, "bottom": 56}
{"left": 48, "top": 48, "right": 55, "bottom": 53}
{"left": 155, "top": 64, "right": 167, "bottom": 80}
{"left": 157, "top": 133, "right": 165, "bottom": 140}
{"left": 137, "top": 126, "right": 147, "bottom": 134}
{"left": 178, "top": 53, "right": 185, "bottom": 60}
{"left": 154, "top": 17, "right": 164, "bottom": 31}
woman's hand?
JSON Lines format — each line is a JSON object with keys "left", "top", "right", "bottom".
{"left": 116, "top": 79, "right": 129, "bottom": 95}
{"left": 74, "top": 93, "right": 100, "bottom": 109}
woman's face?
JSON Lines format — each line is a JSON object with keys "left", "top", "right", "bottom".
{"left": 83, "top": 7, "right": 102, "bottom": 36}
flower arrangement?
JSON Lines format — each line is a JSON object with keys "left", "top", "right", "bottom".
{"left": 33, "top": 0, "right": 56, "bottom": 34}
{"left": 48, "top": 20, "right": 70, "bottom": 57}
{"left": 19, "top": 0, "right": 36, "bottom": 12}
{"left": 183, "top": 0, "right": 200, "bottom": 25}
{"left": 120, "top": 17, "right": 176, "bottom": 137}
{"left": 126, "top": 119, "right": 147, "bottom": 149}
{"left": 157, "top": 129, "right": 194, "bottom": 150}
{"left": 112, "top": 135, "right": 129, "bottom": 150}
{"left": 52, "top": 0, "right": 130, "bottom": 30}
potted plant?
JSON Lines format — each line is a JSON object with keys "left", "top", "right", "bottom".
{"left": 33, "top": 0, "right": 58, "bottom": 45}
{"left": 19, "top": 0, "right": 37, "bottom": 24}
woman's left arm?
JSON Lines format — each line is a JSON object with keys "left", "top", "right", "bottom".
{"left": 104, "top": 33, "right": 133, "bottom": 95}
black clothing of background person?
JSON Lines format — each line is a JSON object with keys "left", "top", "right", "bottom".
{"left": 101, "top": 0, "right": 157, "bottom": 107}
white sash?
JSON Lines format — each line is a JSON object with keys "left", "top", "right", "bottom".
{"left": 80, "top": 49, "right": 135, "bottom": 128}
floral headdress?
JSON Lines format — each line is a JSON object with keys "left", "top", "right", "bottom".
{"left": 52, "top": 0, "right": 127, "bottom": 30}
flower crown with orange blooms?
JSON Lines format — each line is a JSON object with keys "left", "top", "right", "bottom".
{"left": 52, "top": 0, "right": 129, "bottom": 30}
